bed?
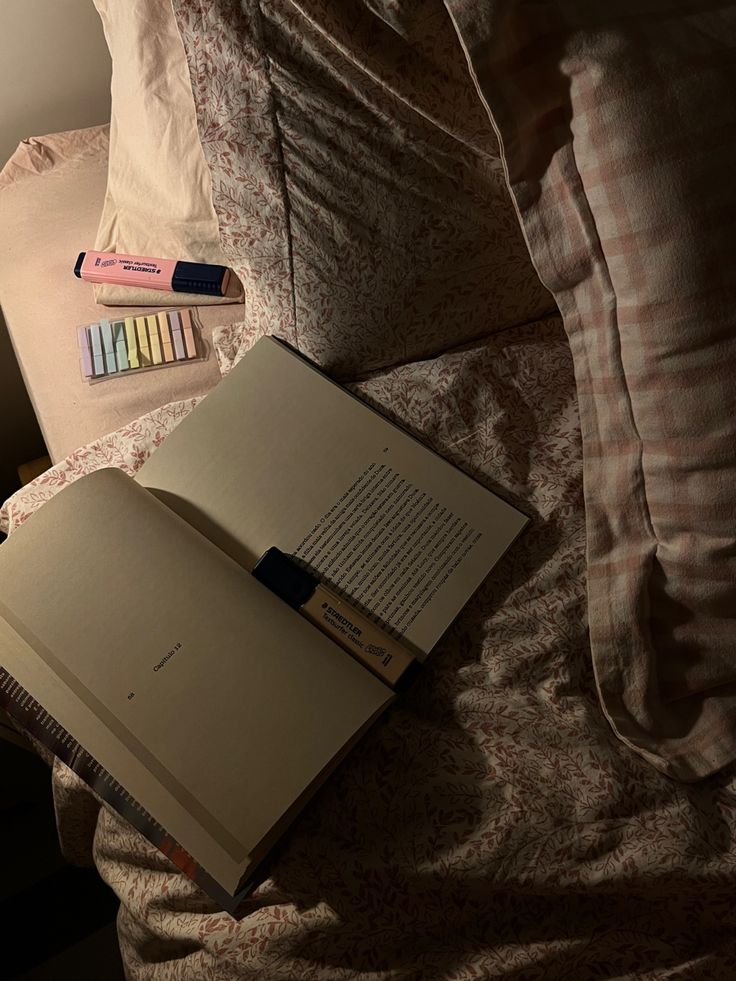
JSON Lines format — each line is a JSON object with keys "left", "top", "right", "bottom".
{"left": 2, "top": 1, "right": 736, "bottom": 978}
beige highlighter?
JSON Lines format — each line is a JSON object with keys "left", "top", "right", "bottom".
{"left": 253, "top": 547, "right": 417, "bottom": 689}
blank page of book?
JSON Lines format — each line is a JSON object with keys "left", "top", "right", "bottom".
{"left": 0, "top": 468, "right": 391, "bottom": 894}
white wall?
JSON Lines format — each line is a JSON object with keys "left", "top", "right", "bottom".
{"left": 0, "top": 0, "right": 112, "bottom": 492}
{"left": 0, "top": 0, "right": 111, "bottom": 169}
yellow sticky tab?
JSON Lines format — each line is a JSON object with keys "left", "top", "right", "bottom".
{"left": 125, "top": 317, "right": 139, "bottom": 368}
{"left": 147, "top": 315, "right": 162, "bottom": 364}
{"left": 136, "top": 317, "right": 151, "bottom": 367}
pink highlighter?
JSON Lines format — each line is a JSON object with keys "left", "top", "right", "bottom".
{"left": 74, "top": 250, "right": 230, "bottom": 297}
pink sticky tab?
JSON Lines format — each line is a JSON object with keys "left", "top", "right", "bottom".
{"left": 179, "top": 308, "right": 197, "bottom": 359}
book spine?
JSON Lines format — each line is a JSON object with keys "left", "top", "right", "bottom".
{"left": 0, "top": 666, "right": 241, "bottom": 909}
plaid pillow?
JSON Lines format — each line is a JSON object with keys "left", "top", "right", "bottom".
{"left": 445, "top": 0, "right": 736, "bottom": 779}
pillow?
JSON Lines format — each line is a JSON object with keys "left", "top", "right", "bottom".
{"left": 92, "top": 0, "right": 240, "bottom": 306}
{"left": 170, "top": 0, "right": 557, "bottom": 374}
{"left": 444, "top": 0, "right": 736, "bottom": 779}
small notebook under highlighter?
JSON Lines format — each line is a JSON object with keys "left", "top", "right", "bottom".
{"left": 77, "top": 308, "right": 205, "bottom": 381}
{"left": 0, "top": 336, "right": 528, "bottom": 911}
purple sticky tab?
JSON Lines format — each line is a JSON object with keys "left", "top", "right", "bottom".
{"left": 77, "top": 326, "right": 93, "bottom": 378}
{"left": 168, "top": 310, "right": 186, "bottom": 360}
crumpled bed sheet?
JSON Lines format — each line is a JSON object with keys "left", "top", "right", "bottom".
{"left": 4, "top": 317, "right": 736, "bottom": 979}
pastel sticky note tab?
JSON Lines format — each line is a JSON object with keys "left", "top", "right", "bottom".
{"left": 89, "top": 323, "right": 106, "bottom": 376}
{"left": 100, "top": 318, "right": 118, "bottom": 374}
{"left": 179, "top": 308, "right": 197, "bottom": 359}
{"left": 146, "top": 315, "right": 162, "bottom": 364}
{"left": 112, "top": 321, "right": 129, "bottom": 370}
{"left": 77, "top": 326, "right": 93, "bottom": 378}
{"left": 168, "top": 310, "right": 186, "bottom": 360}
{"left": 125, "top": 316, "right": 139, "bottom": 368}
{"left": 136, "top": 317, "right": 151, "bottom": 367}
{"left": 157, "top": 312, "right": 174, "bottom": 363}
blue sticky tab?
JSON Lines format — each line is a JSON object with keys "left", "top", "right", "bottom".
{"left": 77, "top": 326, "right": 93, "bottom": 378}
{"left": 89, "top": 324, "right": 106, "bottom": 377}
{"left": 112, "top": 320, "right": 129, "bottom": 370}
{"left": 99, "top": 319, "right": 117, "bottom": 373}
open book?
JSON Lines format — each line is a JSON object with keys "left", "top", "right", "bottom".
{"left": 0, "top": 337, "right": 527, "bottom": 909}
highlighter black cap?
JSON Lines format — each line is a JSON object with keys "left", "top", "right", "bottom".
{"left": 252, "top": 547, "right": 318, "bottom": 609}
{"left": 74, "top": 252, "right": 85, "bottom": 278}
{"left": 172, "top": 260, "right": 229, "bottom": 296}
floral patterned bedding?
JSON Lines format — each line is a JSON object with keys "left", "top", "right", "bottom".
{"left": 4, "top": 318, "right": 736, "bottom": 978}
{"left": 3, "top": 1, "right": 736, "bottom": 977}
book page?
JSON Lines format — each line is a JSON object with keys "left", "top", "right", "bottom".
{"left": 0, "top": 469, "right": 391, "bottom": 893}
{"left": 292, "top": 462, "right": 483, "bottom": 638}
{"left": 138, "top": 337, "right": 528, "bottom": 657}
